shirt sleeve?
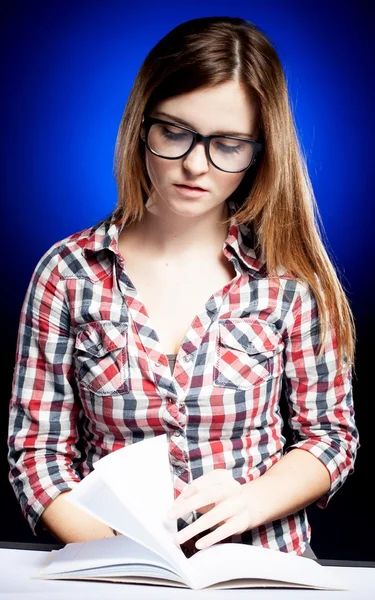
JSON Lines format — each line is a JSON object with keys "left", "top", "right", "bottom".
{"left": 8, "top": 245, "right": 82, "bottom": 534}
{"left": 282, "top": 281, "right": 359, "bottom": 508}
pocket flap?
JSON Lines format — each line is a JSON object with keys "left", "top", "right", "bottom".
{"left": 75, "top": 321, "right": 128, "bottom": 358}
{"left": 218, "top": 319, "right": 281, "bottom": 356}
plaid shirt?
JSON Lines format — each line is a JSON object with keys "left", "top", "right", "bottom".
{"left": 8, "top": 200, "right": 358, "bottom": 555}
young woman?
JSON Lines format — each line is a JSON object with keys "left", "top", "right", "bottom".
{"left": 8, "top": 16, "right": 358, "bottom": 559}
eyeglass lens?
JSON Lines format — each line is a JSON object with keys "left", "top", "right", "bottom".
{"left": 147, "top": 122, "right": 254, "bottom": 171}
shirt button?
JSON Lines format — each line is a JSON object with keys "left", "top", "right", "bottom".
{"left": 155, "top": 361, "right": 162, "bottom": 367}
{"left": 183, "top": 354, "right": 192, "bottom": 363}
{"left": 175, "top": 467, "right": 184, "bottom": 475}
{"left": 166, "top": 397, "right": 174, "bottom": 403}
{"left": 174, "top": 430, "right": 181, "bottom": 437}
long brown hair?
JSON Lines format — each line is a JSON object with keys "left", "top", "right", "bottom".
{"left": 113, "top": 16, "right": 355, "bottom": 367}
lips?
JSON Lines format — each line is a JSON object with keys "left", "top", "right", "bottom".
{"left": 175, "top": 183, "right": 208, "bottom": 191}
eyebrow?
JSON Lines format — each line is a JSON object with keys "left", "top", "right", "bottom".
{"left": 153, "top": 111, "right": 255, "bottom": 139}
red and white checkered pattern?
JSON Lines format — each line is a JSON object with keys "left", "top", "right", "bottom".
{"left": 8, "top": 200, "right": 358, "bottom": 556}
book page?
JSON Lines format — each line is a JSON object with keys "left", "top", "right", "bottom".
{"left": 186, "top": 542, "right": 346, "bottom": 590}
{"left": 92, "top": 434, "right": 174, "bottom": 525}
{"left": 65, "top": 469, "right": 178, "bottom": 568}
{"left": 38, "top": 535, "right": 183, "bottom": 583}
{"left": 66, "top": 434, "right": 191, "bottom": 582}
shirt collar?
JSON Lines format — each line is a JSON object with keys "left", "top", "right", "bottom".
{"left": 225, "top": 200, "right": 266, "bottom": 276}
{"left": 82, "top": 219, "right": 120, "bottom": 257}
{"left": 82, "top": 200, "right": 266, "bottom": 276}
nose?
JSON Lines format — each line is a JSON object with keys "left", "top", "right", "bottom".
{"left": 182, "top": 141, "right": 210, "bottom": 174}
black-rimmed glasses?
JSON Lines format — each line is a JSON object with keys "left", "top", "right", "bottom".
{"left": 140, "top": 115, "right": 262, "bottom": 173}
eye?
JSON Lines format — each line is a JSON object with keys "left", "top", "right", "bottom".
{"left": 214, "top": 141, "right": 243, "bottom": 154}
{"left": 160, "top": 126, "right": 189, "bottom": 140}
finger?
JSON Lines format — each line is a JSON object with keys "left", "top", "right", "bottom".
{"left": 170, "top": 483, "right": 199, "bottom": 510}
{"left": 201, "top": 469, "right": 231, "bottom": 482}
{"left": 178, "top": 484, "right": 198, "bottom": 500}
{"left": 171, "top": 479, "right": 240, "bottom": 519}
{"left": 174, "top": 483, "right": 200, "bottom": 504}
{"left": 169, "top": 474, "right": 240, "bottom": 519}
{"left": 195, "top": 517, "right": 244, "bottom": 550}
{"left": 195, "top": 502, "right": 215, "bottom": 515}
{"left": 177, "top": 470, "right": 231, "bottom": 497}
{"left": 174, "top": 502, "right": 234, "bottom": 545}
{"left": 168, "top": 487, "right": 227, "bottom": 520}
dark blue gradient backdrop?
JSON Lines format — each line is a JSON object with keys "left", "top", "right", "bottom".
{"left": 1, "top": 1, "right": 374, "bottom": 558}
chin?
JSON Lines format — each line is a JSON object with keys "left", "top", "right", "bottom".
{"left": 169, "top": 200, "right": 215, "bottom": 217}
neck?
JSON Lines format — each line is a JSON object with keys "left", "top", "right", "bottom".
{"left": 128, "top": 197, "right": 231, "bottom": 260}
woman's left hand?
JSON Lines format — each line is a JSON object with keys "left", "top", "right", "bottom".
{"left": 167, "top": 469, "right": 251, "bottom": 550}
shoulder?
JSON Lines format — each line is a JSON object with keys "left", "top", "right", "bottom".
{"left": 31, "top": 217, "right": 114, "bottom": 283}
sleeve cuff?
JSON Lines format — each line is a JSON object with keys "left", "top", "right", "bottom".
{"left": 24, "top": 480, "right": 80, "bottom": 536}
{"left": 285, "top": 439, "right": 350, "bottom": 509}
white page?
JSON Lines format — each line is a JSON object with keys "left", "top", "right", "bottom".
{"left": 39, "top": 535, "right": 182, "bottom": 580}
{"left": 66, "top": 434, "right": 192, "bottom": 583}
{"left": 92, "top": 434, "right": 174, "bottom": 524}
{"left": 187, "top": 542, "right": 346, "bottom": 590}
{"left": 66, "top": 468, "right": 178, "bottom": 569}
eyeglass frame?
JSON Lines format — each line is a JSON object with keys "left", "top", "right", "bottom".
{"left": 140, "top": 115, "right": 263, "bottom": 173}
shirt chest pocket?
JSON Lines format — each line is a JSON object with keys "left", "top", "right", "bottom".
{"left": 214, "top": 318, "right": 283, "bottom": 390}
{"left": 74, "top": 321, "right": 129, "bottom": 396}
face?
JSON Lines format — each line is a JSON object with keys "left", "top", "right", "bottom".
{"left": 143, "top": 80, "right": 258, "bottom": 220}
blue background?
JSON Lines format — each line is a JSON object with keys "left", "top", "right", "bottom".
{"left": 1, "top": 0, "right": 374, "bottom": 559}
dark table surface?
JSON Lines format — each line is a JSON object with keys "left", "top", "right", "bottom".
{"left": 1, "top": 541, "right": 375, "bottom": 568}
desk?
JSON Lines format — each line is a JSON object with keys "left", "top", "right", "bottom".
{"left": 1, "top": 542, "right": 375, "bottom": 599}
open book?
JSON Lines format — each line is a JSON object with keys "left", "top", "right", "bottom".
{"left": 38, "top": 434, "right": 345, "bottom": 591}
